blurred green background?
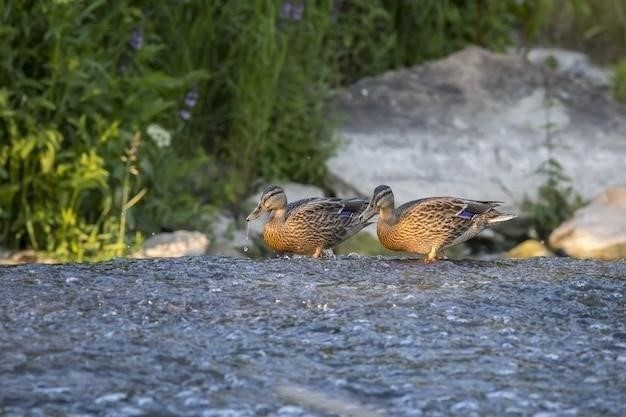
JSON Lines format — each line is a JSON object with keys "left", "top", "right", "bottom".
{"left": 1, "top": 0, "right": 625, "bottom": 261}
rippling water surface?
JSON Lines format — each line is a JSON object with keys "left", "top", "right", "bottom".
{"left": 1, "top": 256, "right": 624, "bottom": 416}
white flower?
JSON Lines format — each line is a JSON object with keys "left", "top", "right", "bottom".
{"left": 146, "top": 124, "right": 171, "bottom": 148}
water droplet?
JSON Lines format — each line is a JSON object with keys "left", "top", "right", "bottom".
{"left": 244, "top": 222, "right": 251, "bottom": 254}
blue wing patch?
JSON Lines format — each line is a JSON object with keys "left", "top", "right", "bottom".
{"left": 337, "top": 208, "right": 355, "bottom": 217}
{"left": 457, "top": 209, "right": 476, "bottom": 220}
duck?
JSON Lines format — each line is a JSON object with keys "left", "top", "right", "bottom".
{"left": 246, "top": 185, "right": 371, "bottom": 258}
{"left": 359, "top": 185, "right": 516, "bottom": 262}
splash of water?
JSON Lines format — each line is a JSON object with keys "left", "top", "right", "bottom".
{"left": 243, "top": 222, "right": 250, "bottom": 253}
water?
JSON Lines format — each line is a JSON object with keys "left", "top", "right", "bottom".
{"left": 244, "top": 222, "right": 251, "bottom": 253}
{"left": 0, "top": 256, "right": 624, "bottom": 416}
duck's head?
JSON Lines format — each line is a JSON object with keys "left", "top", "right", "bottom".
{"left": 246, "top": 185, "right": 288, "bottom": 221}
{"left": 359, "top": 185, "right": 394, "bottom": 221}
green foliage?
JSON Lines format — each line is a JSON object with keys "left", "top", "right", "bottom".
{"left": 0, "top": 0, "right": 209, "bottom": 261}
{"left": 522, "top": 158, "right": 585, "bottom": 241}
{"left": 507, "top": 0, "right": 553, "bottom": 45}
{"left": 538, "top": 0, "right": 626, "bottom": 64}
{"left": 325, "top": 0, "right": 396, "bottom": 84}
{"left": 613, "top": 58, "right": 626, "bottom": 102}
{"left": 383, "top": 0, "right": 514, "bottom": 68}
{"left": 150, "top": 1, "right": 337, "bottom": 211}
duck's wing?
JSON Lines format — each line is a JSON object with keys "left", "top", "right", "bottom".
{"left": 337, "top": 197, "right": 369, "bottom": 217}
{"left": 453, "top": 199, "right": 502, "bottom": 219}
{"left": 396, "top": 197, "right": 501, "bottom": 221}
{"left": 286, "top": 197, "right": 371, "bottom": 245}
{"left": 286, "top": 197, "right": 322, "bottom": 216}
{"left": 287, "top": 197, "right": 368, "bottom": 219}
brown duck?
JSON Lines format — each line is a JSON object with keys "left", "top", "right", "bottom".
{"left": 246, "top": 185, "right": 371, "bottom": 258}
{"left": 359, "top": 185, "right": 516, "bottom": 262}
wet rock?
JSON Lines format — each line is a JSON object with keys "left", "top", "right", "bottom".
{"left": 0, "top": 256, "right": 624, "bottom": 416}
{"left": 508, "top": 239, "right": 553, "bottom": 259}
{"left": 134, "top": 230, "right": 209, "bottom": 258}
{"left": 549, "top": 186, "right": 626, "bottom": 259}
{"left": 328, "top": 46, "right": 626, "bottom": 207}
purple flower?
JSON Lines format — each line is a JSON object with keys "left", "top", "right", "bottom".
{"left": 129, "top": 27, "right": 143, "bottom": 51}
{"left": 280, "top": 0, "right": 304, "bottom": 21}
{"left": 184, "top": 86, "right": 199, "bottom": 108}
{"left": 179, "top": 109, "right": 191, "bottom": 121}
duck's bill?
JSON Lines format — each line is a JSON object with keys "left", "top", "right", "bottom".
{"left": 246, "top": 205, "right": 263, "bottom": 221}
{"left": 359, "top": 205, "right": 378, "bottom": 222}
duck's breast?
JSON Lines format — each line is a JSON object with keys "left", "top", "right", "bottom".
{"left": 377, "top": 220, "right": 434, "bottom": 254}
{"left": 263, "top": 221, "right": 317, "bottom": 255}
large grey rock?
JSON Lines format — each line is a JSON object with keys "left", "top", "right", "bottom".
{"left": 328, "top": 46, "right": 626, "bottom": 209}
{"left": 134, "top": 230, "right": 209, "bottom": 258}
{"left": 549, "top": 186, "right": 626, "bottom": 259}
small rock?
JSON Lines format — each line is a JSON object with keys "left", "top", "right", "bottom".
{"left": 135, "top": 230, "right": 209, "bottom": 258}
{"left": 508, "top": 239, "right": 553, "bottom": 259}
{"left": 0, "top": 249, "right": 57, "bottom": 265}
{"left": 95, "top": 391, "right": 127, "bottom": 404}
{"left": 525, "top": 47, "right": 611, "bottom": 88}
{"left": 549, "top": 186, "right": 626, "bottom": 260}
{"left": 0, "top": 249, "right": 39, "bottom": 265}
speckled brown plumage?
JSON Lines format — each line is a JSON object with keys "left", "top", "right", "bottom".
{"left": 246, "top": 185, "right": 370, "bottom": 258}
{"left": 359, "top": 185, "right": 516, "bottom": 262}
